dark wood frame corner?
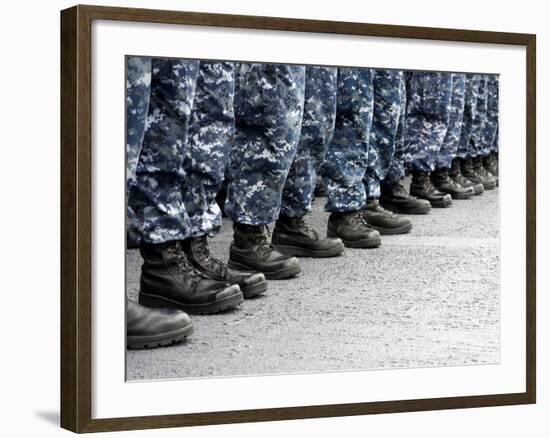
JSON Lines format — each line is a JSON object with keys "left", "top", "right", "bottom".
{"left": 60, "top": 4, "right": 536, "bottom": 433}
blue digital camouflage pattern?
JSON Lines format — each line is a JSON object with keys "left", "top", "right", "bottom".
{"left": 364, "top": 69, "right": 406, "bottom": 198}
{"left": 322, "top": 67, "right": 374, "bottom": 212}
{"left": 126, "top": 56, "right": 152, "bottom": 245}
{"left": 127, "top": 58, "right": 235, "bottom": 244}
{"left": 435, "top": 73, "right": 466, "bottom": 169}
{"left": 480, "top": 74, "right": 499, "bottom": 156}
{"left": 126, "top": 56, "right": 152, "bottom": 187}
{"left": 280, "top": 66, "right": 337, "bottom": 217}
{"left": 224, "top": 63, "right": 306, "bottom": 224}
{"left": 490, "top": 74, "right": 499, "bottom": 154}
{"left": 468, "top": 74, "right": 489, "bottom": 158}
{"left": 382, "top": 76, "right": 407, "bottom": 185}
{"left": 456, "top": 74, "right": 482, "bottom": 159}
{"left": 404, "top": 71, "right": 453, "bottom": 173}
{"left": 183, "top": 61, "right": 235, "bottom": 237}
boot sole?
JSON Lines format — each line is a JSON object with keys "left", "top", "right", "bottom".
{"left": 228, "top": 260, "right": 301, "bottom": 280}
{"left": 241, "top": 279, "right": 268, "bottom": 298}
{"left": 429, "top": 198, "right": 453, "bottom": 208}
{"left": 127, "top": 323, "right": 194, "bottom": 350}
{"left": 450, "top": 191, "right": 475, "bottom": 200}
{"left": 327, "top": 231, "right": 381, "bottom": 248}
{"left": 379, "top": 202, "right": 431, "bottom": 215}
{"left": 273, "top": 242, "right": 345, "bottom": 258}
{"left": 371, "top": 222, "right": 413, "bottom": 235}
{"left": 472, "top": 185, "right": 484, "bottom": 195}
{"left": 482, "top": 181, "right": 497, "bottom": 190}
{"left": 138, "top": 289, "right": 243, "bottom": 315}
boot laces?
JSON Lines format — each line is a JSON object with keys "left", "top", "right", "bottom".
{"left": 294, "top": 217, "right": 319, "bottom": 240}
{"left": 392, "top": 182, "right": 408, "bottom": 197}
{"left": 192, "top": 237, "right": 227, "bottom": 276}
{"left": 374, "top": 202, "right": 396, "bottom": 217}
{"left": 168, "top": 243, "right": 208, "bottom": 282}
{"left": 247, "top": 224, "right": 277, "bottom": 258}
{"left": 349, "top": 211, "right": 374, "bottom": 230}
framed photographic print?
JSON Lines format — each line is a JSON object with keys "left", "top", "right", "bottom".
{"left": 60, "top": 4, "right": 536, "bottom": 433}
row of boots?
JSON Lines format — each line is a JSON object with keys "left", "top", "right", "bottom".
{"left": 381, "top": 155, "right": 498, "bottom": 213}
{"left": 127, "top": 153, "right": 498, "bottom": 348}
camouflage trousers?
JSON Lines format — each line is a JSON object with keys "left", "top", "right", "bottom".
{"left": 404, "top": 71, "right": 453, "bottom": 173}
{"left": 456, "top": 74, "right": 482, "bottom": 159}
{"left": 364, "top": 69, "right": 406, "bottom": 198}
{"left": 322, "top": 68, "right": 374, "bottom": 212}
{"left": 224, "top": 63, "right": 306, "bottom": 224}
{"left": 127, "top": 58, "right": 235, "bottom": 244}
{"left": 435, "top": 73, "right": 466, "bottom": 169}
{"left": 468, "top": 74, "right": 489, "bottom": 158}
{"left": 280, "top": 66, "right": 338, "bottom": 217}
{"left": 481, "top": 74, "right": 499, "bottom": 156}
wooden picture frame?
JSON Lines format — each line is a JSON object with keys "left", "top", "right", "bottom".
{"left": 60, "top": 4, "right": 536, "bottom": 433}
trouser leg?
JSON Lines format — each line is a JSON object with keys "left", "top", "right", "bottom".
{"left": 126, "top": 56, "right": 152, "bottom": 245}
{"left": 364, "top": 69, "right": 406, "bottom": 198}
{"left": 405, "top": 71, "right": 453, "bottom": 173}
{"left": 435, "top": 73, "right": 466, "bottom": 169}
{"left": 225, "top": 63, "right": 306, "bottom": 225}
{"left": 127, "top": 58, "right": 199, "bottom": 244}
{"left": 383, "top": 75, "right": 407, "bottom": 185}
{"left": 280, "top": 66, "right": 337, "bottom": 217}
{"left": 480, "top": 74, "right": 499, "bottom": 156}
{"left": 182, "top": 61, "right": 235, "bottom": 237}
{"left": 456, "top": 74, "right": 481, "bottom": 159}
{"left": 468, "top": 74, "right": 489, "bottom": 158}
{"left": 323, "top": 67, "right": 374, "bottom": 213}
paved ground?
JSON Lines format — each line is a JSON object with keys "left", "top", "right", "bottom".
{"left": 126, "top": 178, "right": 499, "bottom": 381}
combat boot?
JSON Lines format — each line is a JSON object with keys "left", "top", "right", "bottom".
{"left": 460, "top": 157, "right": 496, "bottom": 190}
{"left": 483, "top": 152, "right": 499, "bottom": 185}
{"left": 361, "top": 199, "right": 413, "bottom": 235}
{"left": 138, "top": 241, "right": 243, "bottom": 315}
{"left": 327, "top": 211, "right": 382, "bottom": 248}
{"left": 127, "top": 299, "right": 193, "bottom": 349}
{"left": 473, "top": 156, "right": 497, "bottom": 190}
{"left": 449, "top": 158, "right": 484, "bottom": 195}
{"left": 431, "top": 168, "right": 475, "bottom": 200}
{"left": 314, "top": 175, "right": 327, "bottom": 197}
{"left": 184, "top": 236, "right": 267, "bottom": 298}
{"left": 229, "top": 223, "right": 301, "bottom": 280}
{"left": 380, "top": 181, "right": 431, "bottom": 215}
{"left": 272, "top": 214, "right": 344, "bottom": 257}
{"left": 410, "top": 170, "right": 453, "bottom": 207}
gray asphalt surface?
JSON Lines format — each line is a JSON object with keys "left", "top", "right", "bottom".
{"left": 126, "top": 178, "right": 499, "bottom": 381}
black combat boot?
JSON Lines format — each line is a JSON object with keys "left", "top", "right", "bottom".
{"left": 127, "top": 299, "right": 193, "bottom": 349}
{"left": 138, "top": 241, "right": 243, "bottom": 315}
{"left": 272, "top": 215, "right": 344, "bottom": 257}
{"left": 229, "top": 223, "right": 301, "bottom": 280}
{"left": 460, "top": 157, "right": 496, "bottom": 190}
{"left": 449, "top": 158, "right": 484, "bottom": 195}
{"left": 410, "top": 170, "right": 453, "bottom": 207}
{"left": 361, "top": 199, "right": 413, "bottom": 235}
{"left": 184, "top": 236, "right": 267, "bottom": 298}
{"left": 380, "top": 181, "right": 431, "bottom": 215}
{"left": 327, "top": 210, "right": 382, "bottom": 248}
{"left": 431, "top": 168, "right": 475, "bottom": 200}
{"left": 314, "top": 175, "right": 327, "bottom": 197}
{"left": 483, "top": 152, "right": 499, "bottom": 185}
{"left": 473, "top": 156, "right": 498, "bottom": 190}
